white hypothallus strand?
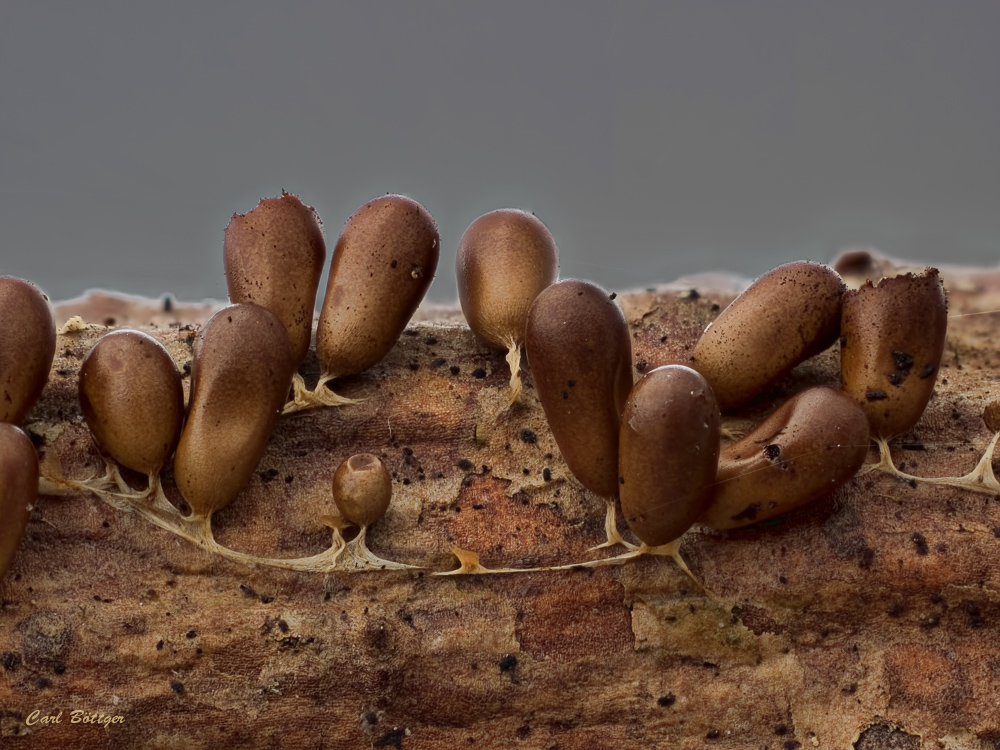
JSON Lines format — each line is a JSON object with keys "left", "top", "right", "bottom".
{"left": 39, "top": 463, "right": 416, "bottom": 573}
{"left": 37, "top": 403, "right": 1000, "bottom": 600}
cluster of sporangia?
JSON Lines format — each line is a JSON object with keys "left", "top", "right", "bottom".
{"left": 0, "top": 191, "right": 984, "bottom": 586}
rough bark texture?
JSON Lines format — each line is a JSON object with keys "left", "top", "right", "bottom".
{"left": 2, "top": 258, "right": 1000, "bottom": 749}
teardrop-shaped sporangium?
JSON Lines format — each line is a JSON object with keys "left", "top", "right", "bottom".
{"left": 79, "top": 330, "right": 184, "bottom": 475}
{"left": 0, "top": 423, "right": 38, "bottom": 579}
{"left": 0, "top": 277, "right": 56, "bottom": 425}
{"left": 457, "top": 209, "right": 558, "bottom": 401}
{"left": 332, "top": 453, "right": 392, "bottom": 528}
{"left": 619, "top": 365, "right": 721, "bottom": 546}
{"left": 840, "top": 268, "right": 947, "bottom": 439}
{"left": 174, "top": 304, "right": 295, "bottom": 519}
{"left": 457, "top": 209, "right": 558, "bottom": 351}
{"left": 224, "top": 192, "right": 326, "bottom": 366}
{"left": 690, "top": 261, "right": 845, "bottom": 411}
{"left": 525, "top": 279, "right": 632, "bottom": 499}
{"left": 316, "top": 195, "right": 439, "bottom": 380}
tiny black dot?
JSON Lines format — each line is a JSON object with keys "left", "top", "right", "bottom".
{"left": 171, "top": 680, "right": 185, "bottom": 694}
{"left": 542, "top": 468, "right": 552, "bottom": 482}
{"left": 472, "top": 368, "right": 487, "bottom": 379}
{"left": 657, "top": 694, "right": 675, "bottom": 707}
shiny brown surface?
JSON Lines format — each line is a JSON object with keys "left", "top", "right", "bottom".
{"left": 702, "top": 386, "right": 870, "bottom": 530}
{"left": 619, "top": 365, "right": 721, "bottom": 545}
{"left": 174, "top": 304, "right": 294, "bottom": 517}
{"left": 0, "top": 277, "right": 55, "bottom": 425}
{"left": 223, "top": 192, "right": 325, "bottom": 366}
{"left": 332, "top": 453, "right": 392, "bottom": 528}
{"left": 0, "top": 423, "right": 37, "bottom": 579}
{"left": 78, "top": 330, "right": 184, "bottom": 475}
{"left": 456, "top": 209, "right": 558, "bottom": 350}
{"left": 840, "top": 269, "right": 948, "bottom": 438}
{"left": 316, "top": 195, "right": 439, "bottom": 379}
{"left": 524, "top": 279, "right": 632, "bottom": 498}
{"left": 690, "top": 261, "right": 845, "bottom": 410}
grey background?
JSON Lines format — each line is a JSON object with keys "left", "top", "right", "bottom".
{"left": 2, "top": 1, "right": 998, "bottom": 304}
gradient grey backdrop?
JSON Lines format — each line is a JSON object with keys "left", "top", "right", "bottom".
{"left": 2, "top": 1, "right": 998, "bottom": 304}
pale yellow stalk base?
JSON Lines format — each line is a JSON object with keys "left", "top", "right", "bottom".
{"left": 283, "top": 371, "right": 363, "bottom": 414}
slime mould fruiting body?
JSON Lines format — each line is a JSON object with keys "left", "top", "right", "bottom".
{"left": 525, "top": 279, "right": 632, "bottom": 500}
{"left": 840, "top": 268, "right": 948, "bottom": 439}
{"left": 224, "top": 191, "right": 327, "bottom": 367}
{"left": 525, "top": 279, "right": 633, "bottom": 547}
{"left": 457, "top": 209, "right": 559, "bottom": 403}
{"left": 78, "top": 329, "right": 184, "bottom": 478}
{"left": 0, "top": 423, "right": 38, "bottom": 579}
{"left": 332, "top": 453, "right": 393, "bottom": 529}
{"left": 174, "top": 303, "right": 295, "bottom": 519}
{"left": 0, "top": 186, "right": 963, "bottom": 584}
{"left": 619, "top": 365, "right": 721, "bottom": 547}
{"left": 0, "top": 276, "right": 56, "bottom": 425}
{"left": 282, "top": 194, "right": 441, "bottom": 412}
{"left": 316, "top": 195, "right": 440, "bottom": 385}
{"left": 690, "top": 260, "right": 845, "bottom": 410}
{"left": 0, "top": 277, "right": 52, "bottom": 577}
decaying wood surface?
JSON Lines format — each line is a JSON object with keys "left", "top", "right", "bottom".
{"left": 2, "top": 256, "right": 1000, "bottom": 749}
